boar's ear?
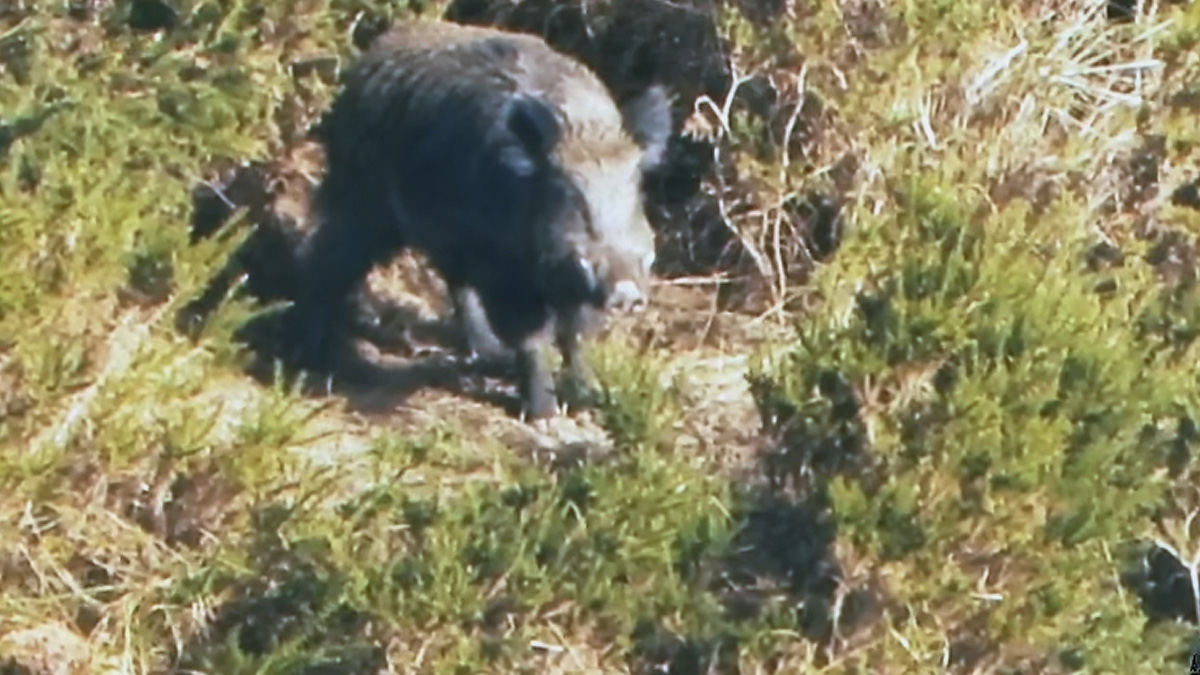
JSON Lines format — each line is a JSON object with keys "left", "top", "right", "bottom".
{"left": 497, "top": 95, "right": 561, "bottom": 177}
{"left": 621, "top": 85, "right": 673, "bottom": 172}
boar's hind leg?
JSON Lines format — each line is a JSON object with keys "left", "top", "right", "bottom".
{"left": 289, "top": 213, "right": 393, "bottom": 374}
{"left": 449, "top": 284, "right": 507, "bottom": 360}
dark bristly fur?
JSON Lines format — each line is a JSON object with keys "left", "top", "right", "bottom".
{"left": 288, "top": 19, "right": 673, "bottom": 419}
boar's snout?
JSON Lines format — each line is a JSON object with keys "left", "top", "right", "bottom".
{"left": 607, "top": 279, "right": 648, "bottom": 312}
{"left": 563, "top": 253, "right": 650, "bottom": 314}
{"left": 590, "top": 248, "right": 654, "bottom": 314}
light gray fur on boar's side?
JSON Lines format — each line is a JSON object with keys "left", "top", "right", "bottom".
{"left": 288, "top": 19, "right": 674, "bottom": 420}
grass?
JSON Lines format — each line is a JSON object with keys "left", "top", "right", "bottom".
{"left": 1, "top": 0, "right": 1200, "bottom": 673}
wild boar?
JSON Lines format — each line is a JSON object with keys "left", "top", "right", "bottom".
{"left": 287, "top": 19, "right": 673, "bottom": 419}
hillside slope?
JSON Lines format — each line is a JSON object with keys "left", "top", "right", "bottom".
{"left": 1, "top": 1, "right": 1199, "bottom": 673}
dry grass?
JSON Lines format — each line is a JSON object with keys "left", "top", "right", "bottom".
{"left": 1, "top": 0, "right": 1199, "bottom": 672}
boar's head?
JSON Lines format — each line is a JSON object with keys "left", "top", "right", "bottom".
{"left": 490, "top": 81, "right": 673, "bottom": 316}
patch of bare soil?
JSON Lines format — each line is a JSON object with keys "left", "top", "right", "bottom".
{"left": 0, "top": 622, "right": 92, "bottom": 675}
{"left": 304, "top": 256, "right": 780, "bottom": 479}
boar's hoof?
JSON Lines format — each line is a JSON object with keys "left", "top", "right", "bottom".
{"left": 522, "top": 391, "right": 560, "bottom": 421}
{"left": 607, "top": 279, "right": 649, "bottom": 313}
{"left": 461, "top": 327, "right": 508, "bottom": 363}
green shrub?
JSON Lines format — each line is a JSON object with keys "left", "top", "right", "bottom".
{"left": 167, "top": 429, "right": 735, "bottom": 672}
{"left": 3, "top": 1, "right": 1200, "bottom": 673}
{"left": 750, "top": 165, "right": 1199, "bottom": 671}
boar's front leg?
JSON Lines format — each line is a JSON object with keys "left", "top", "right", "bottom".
{"left": 515, "top": 340, "right": 558, "bottom": 420}
{"left": 474, "top": 272, "right": 559, "bottom": 419}
{"left": 554, "top": 306, "right": 599, "bottom": 410}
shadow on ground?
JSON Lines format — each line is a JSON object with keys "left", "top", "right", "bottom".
{"left": 622, "top": 373, "right": 886, "bottom": 674}
{"left": 231, "top": 302, "right": 531, "bottom": 419}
